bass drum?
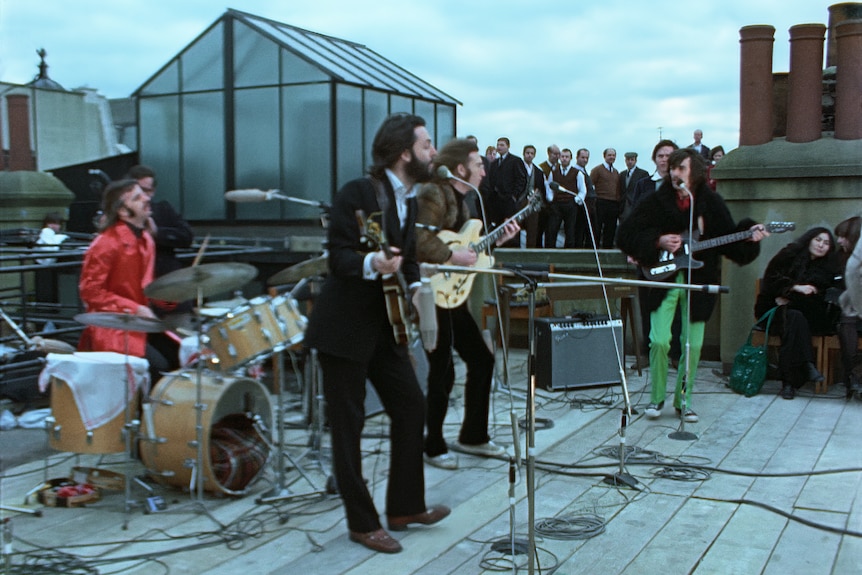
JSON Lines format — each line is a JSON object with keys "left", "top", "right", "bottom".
{"left": 140, "top": 371, "right": 272, "bottom": 496}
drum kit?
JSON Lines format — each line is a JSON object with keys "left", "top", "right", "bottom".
{"left": 37, "top": 256, "right": 329, "bottom": 523}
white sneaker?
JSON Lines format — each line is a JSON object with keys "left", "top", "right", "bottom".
{"left": 454, "top": 440, "right": 506, "bottom": 457}
{"left": 644, "top": 402, "right": 664, "bottom": 419}
{"left": 424, "top": 452, "right": 458, "bottom": 470}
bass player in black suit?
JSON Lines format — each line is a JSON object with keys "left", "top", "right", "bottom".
{"left": 303, "top": 113, "right": 449, "bottom": 554}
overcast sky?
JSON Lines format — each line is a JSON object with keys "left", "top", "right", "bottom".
{"left": 0, "top": 0, "right": 841, "bottom": 169}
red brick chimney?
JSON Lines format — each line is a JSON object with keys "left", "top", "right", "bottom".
{"left": 834, "top": 19, "right": 862, "bottom": 140}
{"left": 6, "top": 94, "right": 36, "bottom": 171}
{"left": 739, "top": 26, "right": 776, "bottom": 146}
{"left": 786, "top": 24, "right": 826, "bottom": 143}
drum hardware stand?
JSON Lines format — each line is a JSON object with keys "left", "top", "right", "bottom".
{"left": 256, "top": 348, "right": 326, "bottom": 504}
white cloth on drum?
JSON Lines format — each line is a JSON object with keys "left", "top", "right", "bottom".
{"left": 180, "top": 335, "right": 201, "bottom": 367}
{"left": 38, "top": 352, "right": 149, "bottom": 431}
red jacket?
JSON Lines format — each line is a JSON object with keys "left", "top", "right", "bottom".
{"left": 78, "top": 222, "right": 155, "bottom": 357}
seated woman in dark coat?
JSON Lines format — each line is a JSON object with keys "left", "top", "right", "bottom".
{"left": 755, "top": 227, "right": 842, "bottom": 399}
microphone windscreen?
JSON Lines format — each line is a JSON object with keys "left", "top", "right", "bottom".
{"left": 436, "top": 165, "right": 453, "bottom": 180}
{"left": 548, "top": 181, "right": 560, "bottom": 191}
{"left": 417, "top": 278, "right": 438, "bottom": 352}
{"left": 224, "top": 189, "right": 270, "bottom": 202}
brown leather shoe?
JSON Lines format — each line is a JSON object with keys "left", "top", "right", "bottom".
{"left": 348, "top": 528, "right": 402, "bottom": 553}
{"left": 387, "top": 504, "right": 451, "bottom": 532}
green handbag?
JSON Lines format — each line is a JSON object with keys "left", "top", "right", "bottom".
{"left": 728, "top": 306, "right": 778, "bottom": 397}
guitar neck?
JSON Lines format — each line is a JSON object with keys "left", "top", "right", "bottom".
{"left": 474, "top": 201, "right": 537, "bottom": 253}
{"left": 691, "top": 229, "right": 753, "bottom": 253}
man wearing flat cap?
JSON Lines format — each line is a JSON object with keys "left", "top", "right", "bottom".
{"left": 618, "top": 152, "right": 650, "bottom": 224}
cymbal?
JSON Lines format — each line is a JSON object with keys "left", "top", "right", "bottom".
{"left": 74, "top": 312, "right": 167, "bottom": 333}
{"left": 144, "top": 263, "right": 257, "bottom": 302}
{"left": 268, "top": 253, "right": 328, "bottom": 285}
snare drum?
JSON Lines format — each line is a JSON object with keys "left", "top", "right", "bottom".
{"left": 205, "top": 296, "right": 283, "bottom": 370}
{"left": 140, "top": 370, "right": 272, "bottom": 496}
{"left": 38, "top": 352, "right": 148, "bottom": 454}
{"left": 271, "top": 295, "right": 307, "bottom": 347}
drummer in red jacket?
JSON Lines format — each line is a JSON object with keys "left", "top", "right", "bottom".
{"left": 78, "top": 178, "right": 169, "bottom": 384}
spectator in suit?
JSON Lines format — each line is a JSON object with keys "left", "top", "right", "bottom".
{"left": 546, "top": 148, "right": 586, "bottom": 248}
{"left": 618, "top": 152, "right": 650, "bottom": 224}
{"left": 481, "top": 137, "right": 526, "bottom": 245}
{"left": 537, "top": 145, "right": 561, "bottom": 248}
{"left": 589, "top": 148, "right": 621, "bottom": 248}
{"left": 688, "top": 129, "right": 710, "bottom": 162}
{"left": 573, "top": 148, "right": 596, "bottom": 248}
{"left": 519, "top": 144, "right": 546, "bottom": 248}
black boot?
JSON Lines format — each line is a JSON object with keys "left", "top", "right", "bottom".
{"left": 806, "top": 362, "right": 824, "bottom": 384}
{"left": 780, "top": 383, "right": 795, "bottom": 400}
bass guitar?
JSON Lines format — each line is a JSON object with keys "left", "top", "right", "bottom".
{"left": 642, "top": 221, "right": 796, "bottom": 281}
{"left": 429, "top": 192, "right": 543, "bottom": 308}
{"left": 357, "top": 211, "right": 417, "bottom": 345}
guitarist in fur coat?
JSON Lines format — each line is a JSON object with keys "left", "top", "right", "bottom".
{"left": 616, "top": 148, "right": 768, "bottom": 423}
{"left": 415, "top": 139, "right": 519, "bottom": 471}
{"left": 304, "top": 114, "right": 449, "bottom": 554}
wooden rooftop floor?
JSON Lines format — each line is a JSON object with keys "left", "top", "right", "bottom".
{"left": 1, "top": 350, "right": 861, "bottom": 575}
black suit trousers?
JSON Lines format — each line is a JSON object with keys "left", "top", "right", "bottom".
{"left": 318, "top": 334, "right": 427, "bottom": 533}
{"left": 424, "top": 304, "right": 495, "bottom": 457}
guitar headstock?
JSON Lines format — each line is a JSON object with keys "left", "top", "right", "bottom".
{"left": 356, "top": 210, "right": 387, "bottom": 253}
{"left": 765, "top": 222, "right": 796, "bottom": 234}
{"left": 528, "top": 191, "right": 543, "bottom": 211}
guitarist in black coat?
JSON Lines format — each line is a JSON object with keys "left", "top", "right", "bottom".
{"left": 616, "top": 148, "right": 768, "bottom": 423}
{"left": 415, "top": 138, "right": 519, "bottom": 471}
{"left": 304, "top": 114, "right": 449, "bottom": 554}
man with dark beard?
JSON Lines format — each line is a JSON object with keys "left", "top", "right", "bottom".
{"left": 303, "top": 114, "right": 449, "bottom": 554}
{"left": 415, "top": 138, "right": 519, "bottom": 471}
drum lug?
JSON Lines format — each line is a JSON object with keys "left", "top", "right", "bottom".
{"left": 45, "top": 416, "right": 61, "bottom": 440}
{"left": 227, "top": 343, "right": 238, "bottom": 358}
{"left": 86, "top": 430, "right": 94, "bottom": 444}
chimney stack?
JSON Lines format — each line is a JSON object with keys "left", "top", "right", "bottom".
{"left": 786, "top": 24, "right": 827, "bottom": 143}
{"left": 6, "top": 95, "right": 36, "bottom": 171}
{"left": 739, "top": 26, "right": 776, "bottom": 146}
{"left": 834, "top": 18, "right": 862, "bottom": 139}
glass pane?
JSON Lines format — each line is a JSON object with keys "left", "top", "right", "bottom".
{"left": 281, "top": 47, "right": 329, "bottom": 84}
{"left": 436, "top": 104, "right": 456, "bottom": 147}
{"left": 139, "top": 96, "right": 181, "bottom": 207}
{"left": 414, "top": 100, "right": 435, "bottom": 138}
{"left": 182, "top": 23, "right": 224, "bottom": 92}
{"left": 234, "top": 88, "right": 282, "bottom": 220}
{"left": 234, "top": 21, "right": 279, "bottom": 88}
{"left": 140, "top": 60, "right": 179, "bottom": 96}
{"left": 181, "top": 93, "right": 225, "bottom": 219}
{"left": 283, "top": 84, "right": 332, "bottom": 217}
{"left": 336, "top": 85, "right": 363, "bottom": 190}
{"left": 364, "top": 90, "right": 388, "bottom": 170}
{"left": 390, "top": 95, "right": 412, "bottom": 115}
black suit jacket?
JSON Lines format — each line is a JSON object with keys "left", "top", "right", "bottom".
{"left": 688, "top": 143, "right": 711, "bottom": 161}
{"left": 618, "top": 167, "right": 650, "bottom": 204}
{"left": 483, "top": 153, "right": 527, "bottom": 226}
{"left": 304, "top": 176, "right": 419, "bottom": 363}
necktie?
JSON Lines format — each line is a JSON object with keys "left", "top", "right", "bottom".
{"left": 626, "top": 171, "right": 631, "bottom": 187}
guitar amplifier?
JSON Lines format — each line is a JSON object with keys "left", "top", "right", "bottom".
{"left": 535, "top": 317, "right": 623, "bottom": 390}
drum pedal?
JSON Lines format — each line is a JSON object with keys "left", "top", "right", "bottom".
{"left": 145, "top": 495, "right": 167, "bottom": 513}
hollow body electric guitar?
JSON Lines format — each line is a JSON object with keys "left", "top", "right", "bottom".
{"left": 642, "top": 221, "right": 796, "bottom": 281}
{"left": 356, "top": 211, "right": 417, "bottom": 345}
{"left": 430, "top": 193, "right": 543, "bottom": 308}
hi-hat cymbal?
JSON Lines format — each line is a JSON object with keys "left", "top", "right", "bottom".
{"left": 74, "top": 312, "right": 167, "bottom": 333}
{"left": 268, "top": 253, "right": 328, "bottom": 285}
{"left": 144, "top": 263, "right": 257, "bottom": 302}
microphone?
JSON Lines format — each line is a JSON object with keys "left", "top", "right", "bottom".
{"left": 224, "top": 189, "right": 274, "bottom": 202}
{"left": 436, "top": 165, "right": 479, "bottom": 193}
{"left": 548, "top": 181, "right": 583, "bottom": 205}
{"left": 417, "top": 278, "right": 438, "bottom": 352}
{"left": 420, "top": 262, "right": 439, "bottom": 278}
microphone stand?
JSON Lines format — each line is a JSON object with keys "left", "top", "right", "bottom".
{"left": 669, "top": 183, "right": 698, "bottom": 442}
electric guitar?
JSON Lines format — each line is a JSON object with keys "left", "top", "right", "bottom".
{"left": 429, "top": 192, "right": 543, "bottom": 308}
{"left": 642, "top": 221, "right": 796, "bottom": 281}
{"left": 357, "top": 211, "right": 417, "bottom": 345}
